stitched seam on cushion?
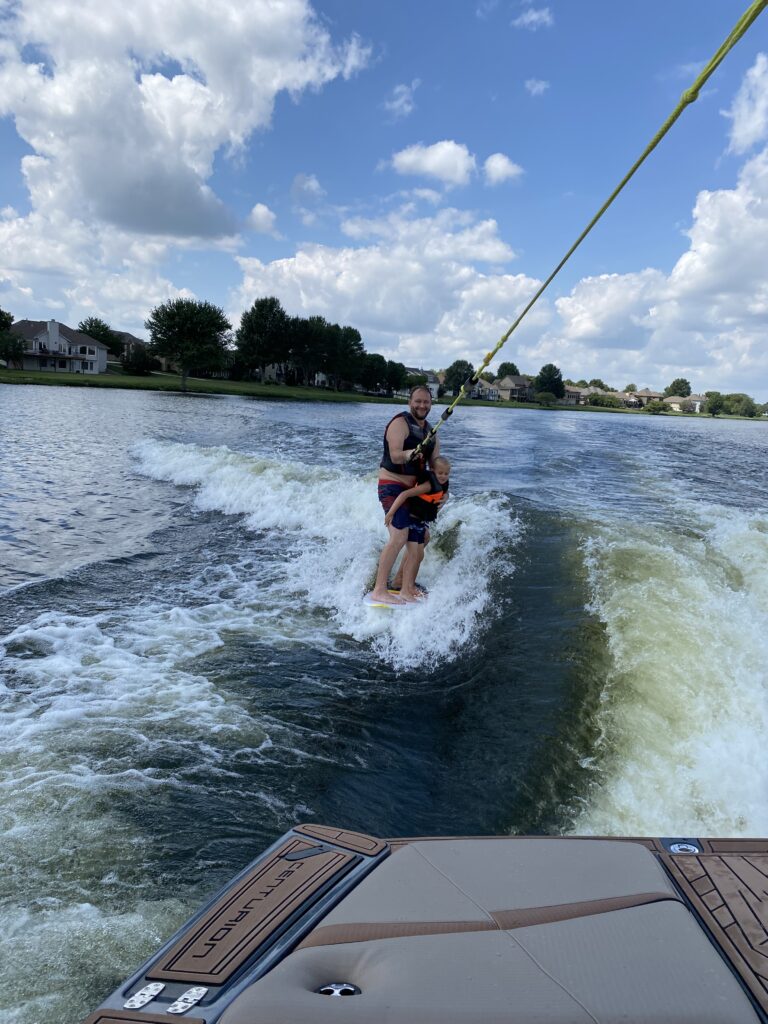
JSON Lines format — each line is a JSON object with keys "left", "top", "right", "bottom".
{"left": 412, "top": 844, "right": 599, "bottom": 1024}
{"left": 410, "top": 844, "right": 498, "bottom": 928}
{"left": 499, "top": 927, "right": 601, "bottom": 1024}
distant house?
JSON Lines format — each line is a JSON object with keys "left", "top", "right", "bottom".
{"left": 113, "top": 330, "right": 146, "bottom": 360}
{"left": 633, "top": 388, "right": 665, "bottom": 407}
{"left": 663, "top": 394, "right": 705, "bottom": 413}
{"left": 580, "top": 386, "right": 611, "bottom": 404}
{"left": 405, "top": 367, "right": 440, "bottom": 400}
{"left": 562, "top": 385, "right": 583, "bottom": 405}
{"left": 496, "top": 374, "right": 534, "bottom": 402}
{"left": 11, "top": 319, "right": 109, "bottom": 374}
{"left": 471, "top": 378, "right": 499, "bottom": 401}
{"left": 616, "top": 391, "right": 642, "bottom": 408}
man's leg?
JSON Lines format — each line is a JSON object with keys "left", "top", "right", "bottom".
{"left": 371, "top": 525, "right": 409, "bottom": 603}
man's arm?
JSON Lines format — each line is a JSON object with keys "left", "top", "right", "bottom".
{"left": 385, "top": 417, "right": 414, "bottom": 470}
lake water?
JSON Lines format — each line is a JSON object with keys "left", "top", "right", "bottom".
{"left": 2, "top": 383, "right": 767, "bottom": 1023}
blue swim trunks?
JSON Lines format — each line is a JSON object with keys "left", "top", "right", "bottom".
{"left": 378, "top": 481, "right": 427, "bottom": 544}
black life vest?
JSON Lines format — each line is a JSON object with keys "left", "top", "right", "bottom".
{"left": 380, "top": 411, "right": 435, "bottom": 475}
{"left": 407, "top": 471, "right": 449, "bottom": 522}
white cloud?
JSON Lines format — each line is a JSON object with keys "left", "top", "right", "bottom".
{"left": 247, "top": 203, "right": 278, "bottom": 235}
{"left": 725, "top": 52, "right": 768, "bottom": 154}
{"left": 233, "top": 205, "right": 526, "bottom": 363}
{"left": 524, "top": 78, "right": 550, "bottom": 97}
{"left": 554, "top": 270, "right": 664, "bottom": 347}
{"left": 483, "top": 153, "right": 524, "bottom": 185}
{"left": 384, "top": 79, "right": 421, "bottom": 119}
{"left": 291, "top": 173, "right": 327, "bottom": 201}
{"left": 475, "top": 0, "right": 499, "bottom": 18}
{"left": 411, "top": 188, "right": 443, "bottom": 205}
{"left": 340, "top": 206, "right": 515, "bottom": 263}
{"left": 0, "top": 207, "right": 194, "bottom": 337}
{"left": 290, "top": 174, "right": 327, "bottom": 227}
{"left": 229, "top": 91, "right": 768, "bottom": 396}
{"left": 0, "top": 0, "right": 369, "bottom": 238}
{"left": 511, "top": 6, "right": 553, "bottom": 30}
{"left": 535, "top": 139, "right": 768, "bottom": 394}
{"left": 391, "top": 141, "right": 476, "bottom": 187}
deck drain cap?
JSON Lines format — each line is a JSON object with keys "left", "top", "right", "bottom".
{"left": 670, "top": 842, "right": 700, "bottom": 854}
{"left": 317, "top": 983, "right": 361, "bottom": 996}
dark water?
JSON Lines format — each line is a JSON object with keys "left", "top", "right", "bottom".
{"left": 1, "top": 384, "right": 767, "bottom": 1023}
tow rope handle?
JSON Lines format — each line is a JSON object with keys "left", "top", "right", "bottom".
{"left": 409, "top": 0, "right": 767, "bottom": 461}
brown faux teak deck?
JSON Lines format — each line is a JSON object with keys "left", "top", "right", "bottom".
{"left": 662, "top": 852, "right": 768, "bottom": 1013}
{"left": 147, "top": 837, "right": 354, "bottom": 984}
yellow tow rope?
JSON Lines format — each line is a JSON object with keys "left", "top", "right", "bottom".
{"left": 412, "top": 0, "right": 767, "bottom": 459}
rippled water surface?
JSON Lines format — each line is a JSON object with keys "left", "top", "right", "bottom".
{"left": 1, "top": 384, "right": 767, "bottom": 1023}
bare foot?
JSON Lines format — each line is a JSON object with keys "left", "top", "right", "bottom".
{"left": 369, "top": 589, "right": 405, "bottom": 605}
{"left": 398, "top": 588, "right": 425, "bottom": 603}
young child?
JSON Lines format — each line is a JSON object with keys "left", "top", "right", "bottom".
{"left": 385, "top": 455, "right": 450, "bottom": 527}
{"left": 384, "top": 456, "right": 450, "bottom": 597}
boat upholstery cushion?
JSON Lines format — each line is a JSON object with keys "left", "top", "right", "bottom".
{"left": 218, "top": 839, "right": 759, "bottom": 1023}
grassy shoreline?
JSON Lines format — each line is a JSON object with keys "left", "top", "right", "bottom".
{"left": 1, "top": 367, "right": 764, "bottom": 420}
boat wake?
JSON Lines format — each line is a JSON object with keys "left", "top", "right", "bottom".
{"left": 135, "top": 439, "right": 524, "bottom": 671}
{"left": 573, "top": 504, "right": 768, "bottom": 837}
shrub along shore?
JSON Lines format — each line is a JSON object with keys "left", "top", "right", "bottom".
{"left": 1, "top": 366, "right": 765, "bottom": 420}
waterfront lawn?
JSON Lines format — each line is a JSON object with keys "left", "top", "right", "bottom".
{"left": 0, "top": 367, "right": 397, "bottom": 403}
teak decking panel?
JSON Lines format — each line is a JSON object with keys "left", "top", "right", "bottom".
{"left": 663, "top": 852, "right": 768, "bottom": 1013}
{"left": 147, "top": 838, "right": 354, "bottom": 984}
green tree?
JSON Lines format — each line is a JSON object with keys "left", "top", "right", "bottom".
{"left": 289, "top": 314, "right": 326, "bottom": 385}
{"left": 588, "top": 378, "right": 613, "bottom": 391}
{"left": 624, "top": 383, "right": 637, "bottom": 392}
{"left": 664, "top": 377, "right": 692, "bottom": 397}
{"left": 0, "top": 334, "right": 24, "bottom": 368}
{"left": 0, "top": 307, "right": 24, "bottom": 368}
{"left": 236, "top": 297, "right": 289, "bottom": 380}
{"left": 535, "top": 391, "right": 557, "bottom": 407}
{"left": 121, "top": 345, "right": 156, "bottom": 376}
{"left": 444, "top": 359, "right": 474, "bottom": 394}
{"left": 705, "top": 392, "right": 724, "bottom": 417}
{"left": 480, "top": 370, "right": 495, "bottom": 383}
{"left": 78, "top": 316, "right": 123, "bottom": 358}
{"left": 145, "top": 298, "right": 231, "bottom": 390}
{"left": 360, "top": 352, "right": 388, "bottom": 392}
{"left": 534, "top": 363, "right": 565, "bottom": 399}
{"left": 644, "top": 399, "right": 667, "bottom": 415}
{"left": 723, "top": 393, "right": 757, "bottom": 417}
{"left": 496, "top": 360, "right": 520, "bottom": 379}
{"left": 320, "top": 322, "right": 364, "bottom": 390}
{"left": 589, "top": 393, "right": 623, "bottom": 408}
{"left": 385, "top": 360, "right": 408, "bottom": 394}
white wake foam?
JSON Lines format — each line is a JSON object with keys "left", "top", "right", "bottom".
{"left": 575, "top": 504, "right": 768, "bottom": 837}
{"left": 135, "top": 440, "right": 523, "bottom": 671}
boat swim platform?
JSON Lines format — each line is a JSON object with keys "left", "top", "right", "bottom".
{"left": 82, "top": 825, "right": 768, "bottom": 1024}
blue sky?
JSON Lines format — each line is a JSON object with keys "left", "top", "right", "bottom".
{"left": 1, "top": 1, "right": 768, "bottom": 396}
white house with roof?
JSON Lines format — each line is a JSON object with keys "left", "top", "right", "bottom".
{"left": 404, "top": 367, "right": 440, "bottom": 399}
{"left": 11, "top": 319, "right": 109, "bottom": 374}
{"left": 663, "top": 394, "right": 706, "bottom": 413}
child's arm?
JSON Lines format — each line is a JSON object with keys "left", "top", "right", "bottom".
{"left": 384, "top": 481, "right": 431, "bottom": 526}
